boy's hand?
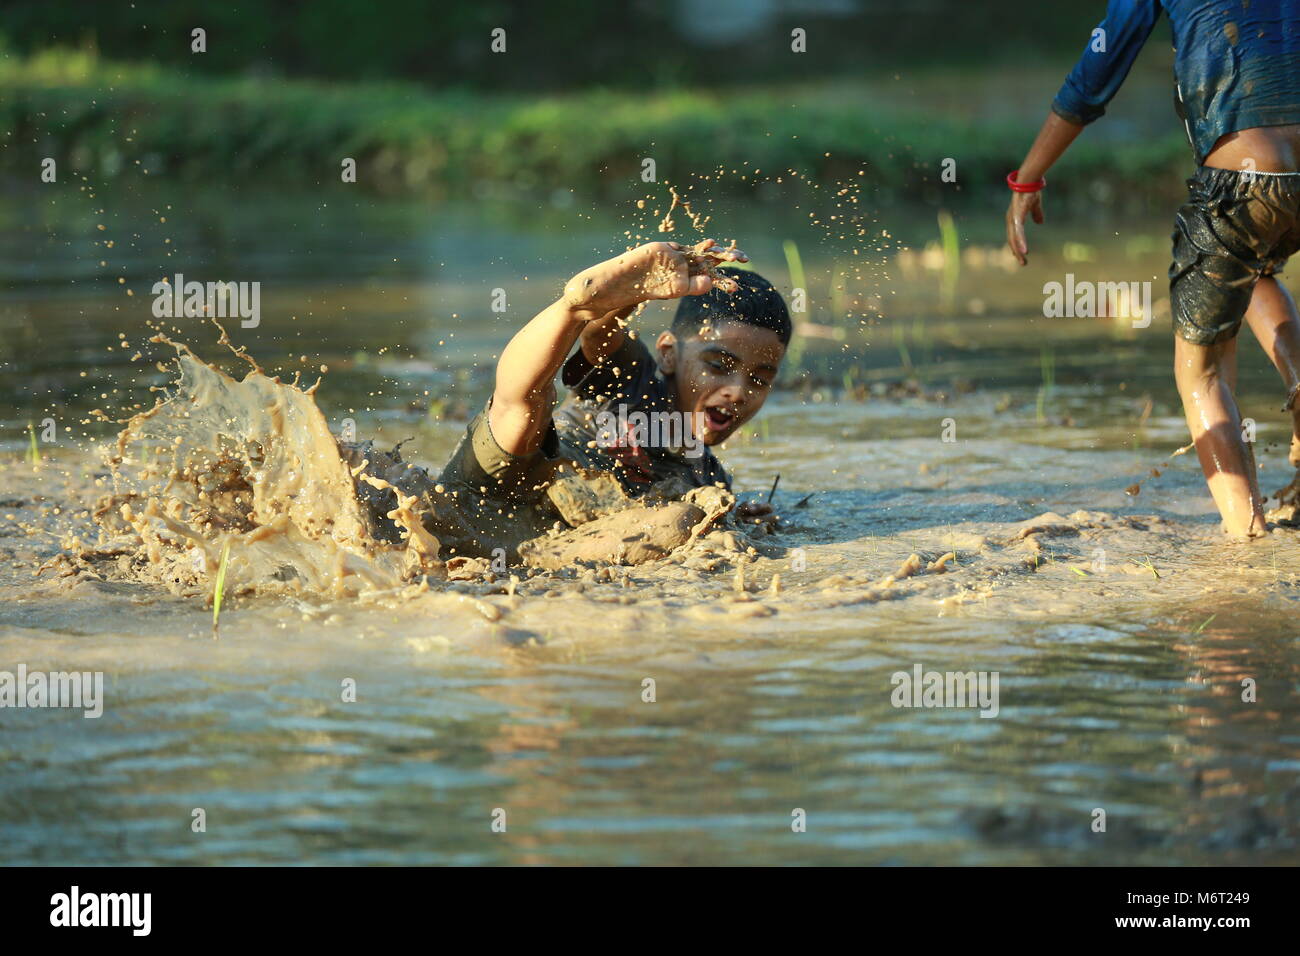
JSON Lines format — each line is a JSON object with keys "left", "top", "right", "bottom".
{"left": 562, "top": 240, "right": 748, "bottom": 319}
{"left": 1005, "top": 191, "right": 1045, "bottom": 266}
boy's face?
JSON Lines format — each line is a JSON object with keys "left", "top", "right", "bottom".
{"left": 655, "top": 318, "right": 786, "bottom": 446}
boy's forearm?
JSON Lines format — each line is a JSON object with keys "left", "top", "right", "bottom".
{"left": 579, "top": 306, "right": 634, "bottom": 365}
{"left": 488, "top": 298, "right": 586, "bottom": 455}
{"left": 495, "top": 301, "right": 633, "bottom": 406}
{"left": 489, "top": 298, "right": 638, "bottom": 455}
{"left": 1017, "top": 111, "right": 1085, "bottom": 182}
{"left": 494, "top": 299, "right": 586, "bottom": 410}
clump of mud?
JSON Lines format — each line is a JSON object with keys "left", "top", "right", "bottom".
{"left": 1267, "top": 468, "right": 1300, "bottom": 526}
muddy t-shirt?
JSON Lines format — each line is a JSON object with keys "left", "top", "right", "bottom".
{"left": 554, "top": 334, "right": 730, "bottom": 494}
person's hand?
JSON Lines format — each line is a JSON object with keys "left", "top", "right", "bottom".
{"left": 562, "top": 240, "right": 747, "bottom": 318}
{"left": 682, "top": 239, "right": 747, "bottom": 292}
{"left": 1005, "top": 190, "right": 1044, "bottom": 266}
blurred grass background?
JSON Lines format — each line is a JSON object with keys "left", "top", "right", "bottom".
{"left": 0, "top": 0, "right": 1193, "bottom": 203}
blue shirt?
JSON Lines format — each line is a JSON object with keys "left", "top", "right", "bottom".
{"left": 1052, "top": 0, "right": 1300, "bottom": 161}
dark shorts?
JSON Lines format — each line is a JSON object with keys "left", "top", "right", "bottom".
{"left": 1170, "top": 166, "right": 1300, "bottom": 345}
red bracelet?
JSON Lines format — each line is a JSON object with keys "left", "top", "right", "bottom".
{"left": 1007, "top": 170, "right": 1046, "bottom": 192}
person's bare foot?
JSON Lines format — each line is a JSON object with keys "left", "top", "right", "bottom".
{"left": 562, "top": 240, "right": 747, "bottom": 318}
{"left": 1222, "top": 509, "right": 1270, "bottom": 538}
{"left": 1224, "top": 522, "right": 1270, "bottom": 539}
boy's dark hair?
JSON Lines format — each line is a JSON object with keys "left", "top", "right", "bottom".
{"left": 672, "top": 267, "right": 792, "bottom": 346}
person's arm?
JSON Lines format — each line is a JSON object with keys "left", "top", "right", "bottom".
{"left": 579, "top": 304, "right": 637, "bottom": 366}
{"left": 485, "top": 300, "right": 636, "bottom": 460}
{"left": 1005, "top": 113, "right": 1084, "bottom": 266}
{"left": 488, "top": 240, "right": 745, "bottom": 456}
{"left": 487, "top": 299, "right": 588, "bottom": 457}
{"left": 1005, "top": 0, "right": 1161, "bottom": 264}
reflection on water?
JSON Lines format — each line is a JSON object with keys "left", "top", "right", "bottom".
{"left": 1, "top": 608, "right": 1295, "bottom": 865}
{"left": 0, "top": 184, "right": 1297, "bottom": 865}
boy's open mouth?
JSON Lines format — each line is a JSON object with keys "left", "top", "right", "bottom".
{"left": 702, "top": 404, "right": 736, "bottom": 433}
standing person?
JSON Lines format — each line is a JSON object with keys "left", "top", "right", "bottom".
{"left": 1006, "top": 0, "right": 1300, "bottom": 537}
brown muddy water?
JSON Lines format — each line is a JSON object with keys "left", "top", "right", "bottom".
{"left": 1, "top": 183, "right": 1298, "bottom": 865}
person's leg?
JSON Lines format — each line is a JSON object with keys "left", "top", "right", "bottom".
{"left": 1173, "top": 335, "right": 1268, "bottom": 536}
{"left": 1242, "top": 275, "right": 1300, "bottom": 463}
{"left": 1167, "top": 167, "right": 1282, "bottom": 535}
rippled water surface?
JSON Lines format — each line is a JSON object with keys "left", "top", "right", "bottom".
{"left": 1, "top": 184, "right": 1297, "bottom": 864}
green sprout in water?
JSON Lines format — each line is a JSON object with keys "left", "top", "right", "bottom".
{"left": 212, "top": 540, "right": 231, "bottom": 636}
{"left": 893, "top": 323, "right": 913, "bottom": 373}
{"left": 1036, "top": 346, "right": 1056, "bottom": 424}
{"left": 937, "top": 209, "right": 960, "bottom": 314}
{"left": 27, "top": 421, "right": 39, "bottom": 466}
{"left": 912, "top": 315, "right": 934, "bottom": 370}
{"left": 782, "top": 239, "right": 807, "bottom": 371}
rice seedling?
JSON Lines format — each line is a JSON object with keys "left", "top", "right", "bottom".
{"left": 1036, "top": 346, "right": 1055, "bottom": 423}
{"left": 212, "top": 539, "right": 231, "bottom": 637}
{"left": 783, "top": 239, "right": 808, "bottom": 371}
{"left": 937, "top": 210, "right": 960, "bottom": 313}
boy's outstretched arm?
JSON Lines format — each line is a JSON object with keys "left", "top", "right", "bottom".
{"left": 486, "top": 299, "right": 594, "bottom": 457}
{"left": 488, "top": 240, "right": 746, "bottom": 456}
{"left": 1004, "top": 112, "right": 1083, "bottom": 266}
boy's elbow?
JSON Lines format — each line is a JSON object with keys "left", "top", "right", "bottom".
{"left": 487, "top": 388, "right": 555, "bottom": 457}
{"left": 492, "top": 383, "right": 556, "bottom": 418}
{"left": 1051, "top": 98, "right": 1097, "bottom": 128}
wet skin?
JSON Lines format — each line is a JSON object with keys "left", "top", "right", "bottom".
{"left": 655, "top": 320, "right": 786, "bottom": 524}
{"left": 1008, "top": 120, "right": 1300, "bottom": 537}
{"left": 653, "top": 319, "right": 785, "bottom": 447}
{"left": 1204, "top": 124, "right": 1300, "bottom": 175}
{"left": 1173, "top": 125, "right": 1300, "bottom": 537}
{"left": 485, "top": 240, "right": 782, "bottom": 522}
{"left": 489, "top": 239, "right": 746, "bottom": 459}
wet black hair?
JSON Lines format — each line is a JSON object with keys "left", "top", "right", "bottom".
{"left": 671, "top": 267, "right": 792, "bottom": 346}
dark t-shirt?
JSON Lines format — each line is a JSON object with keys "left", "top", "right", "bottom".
{"left": 419, "top": 333, "right": 730, "bottom": 557}
{"left": 554, "top": 334, "right": 731, "bottom": 493}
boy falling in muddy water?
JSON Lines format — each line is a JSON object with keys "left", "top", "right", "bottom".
{"left": 349, "top": 239, "right": 791, "bottom": 562}
{"left": 1006, "top": 0, "right": 1300, "bottom": 538}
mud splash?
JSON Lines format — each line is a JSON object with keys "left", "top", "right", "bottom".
{"left": 68, "top": 331, "right": 772, "bottom": 608}
{"left": 86, "top": 332, "right": 428, "bottom": 601}
{"left": 656, "top": 184, "right": 711, "bottom": 234}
